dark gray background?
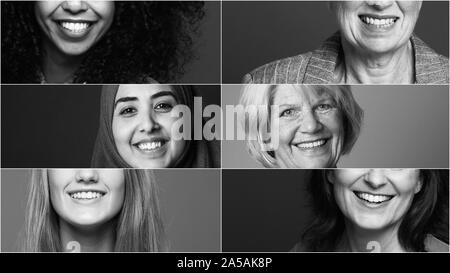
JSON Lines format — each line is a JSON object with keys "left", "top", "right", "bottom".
{"left": 222, "top": 169, "right": 311, "bottom": 252}
{"left": 183, "top": 1, "right": 220, "bottom": 83}
{"left": 222, "top": 1, "right": 450, "bottom": 83}
{"left": 1, "top": 85, "right": 221, "bottom": 168}
{"left": 1, "top": 169, "right": 220, "bottom": 252}
{"left": 222, "top": 85, "right": 449, "bottom": 168}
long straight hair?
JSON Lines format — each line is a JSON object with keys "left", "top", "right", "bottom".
{"left": 302, "top": 170, "right": 449, "bottom": 252}
{"left": 22, "top": 169, "right": 166, "bottom": 252}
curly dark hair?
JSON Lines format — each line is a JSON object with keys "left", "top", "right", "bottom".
{"left": 302, "top": 169, "right": 449, "bottom": 252}
{"left": 1, "top": 1, "right": 205, "bottom": 83}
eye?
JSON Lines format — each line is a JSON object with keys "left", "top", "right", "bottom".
{"left": 315, "top": 104, "right": 333, "bottom": 113}
{"left": 280, "top": 109, "right": 299, "bottom": 118}
{"left": 119, "top": 107, "right": 137, "bottom": 116}
{"left": 154, "top": 102, "right": 173, "bottom": 113}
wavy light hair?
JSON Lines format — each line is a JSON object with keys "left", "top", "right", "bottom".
{"left": 22, "top": 169, "right": 166, "bottom": 252}
{"left": 239, "top": 84, "right": 363, "bottom": 167}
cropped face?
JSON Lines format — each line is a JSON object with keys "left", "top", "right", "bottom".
{"left": 48, "top": 169, "right": 125, "bottom": 228}
{"left": 35, "top": 1, "right": 115, "bottom": 56}
{"left": 331, "top": 1, "right": 422, "bottom": 54}
{"left": 112, "top": 85, "right": 186, "bottom": 168}
{"left": 272, "top": 86, "right": 344, "bottom": 168}
{"left": 330, "top": 169, "right": 422, "bottom": 231}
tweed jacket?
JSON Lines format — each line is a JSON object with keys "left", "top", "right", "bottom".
{"left": 244, "top": 32, "right": 449, "bottom": 84}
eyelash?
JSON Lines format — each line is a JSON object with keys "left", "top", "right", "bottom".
{"left": 118, "top": 102, "right": 174, "bottom": 116}
{"left": 279, "top": 104, "right": 334, "bottom": 118}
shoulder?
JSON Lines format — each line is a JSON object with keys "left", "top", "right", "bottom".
{"left": 424, "top": 234, "right": 449, "bottom": 252}
{"left": 289, "top": 240, "right": 308, "bottom": 252}
{"left": 412, "top": 35, "right": 449, "bottom": 84}
{"left": 243, "top": 52, "right": 313, "bottom": 84}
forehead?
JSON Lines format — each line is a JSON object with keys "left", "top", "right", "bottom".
{"left": 272, "top": 86, "right": 333, "bottom": 105}
{"left": 115, "top": 85, "right": 176, "bottom": 100}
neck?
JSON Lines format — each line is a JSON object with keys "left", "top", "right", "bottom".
{"left": 337, "top": 39, "right": 414, "bottom": 84}
{"left": 339, "top": 220, "right": 406, "bottom": 252}
{"left": 59, "top": 219, "right": 116, "bottom": 252}
{"left": 41, "top": 40, "right": 83, "bottom": 83}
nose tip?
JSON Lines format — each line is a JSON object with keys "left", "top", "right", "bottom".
{"left": 300, "top": 111, "right": 322, "bottom": 133}
{"left": 75, "top": 169, "right": 99, "bottom": 183}
{"left": 365, "top": 1, "right": 394, "bottom": 10}
{"left": 61, "top": 1, "right": 89, "bottom": 13}
{"left": 364, "top": 169, "right": 388, "bottom": 188}
{"left": 139, "top": 114, "right": 160, "bottom": 133}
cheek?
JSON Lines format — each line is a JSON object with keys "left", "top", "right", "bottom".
{"left": 91, "top": 2, "right": 115, "bottom": 19}
{"left": 321, "top": 113, "right": 343, "bottom": 136}
{"left": 112, "top": 119, "right": 132, "bottom": 144}
{"left": 278, "top": 120, "right": 297, "bottom": 145}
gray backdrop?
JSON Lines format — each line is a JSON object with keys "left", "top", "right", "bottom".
{"left": 183, "top": 1, "right": 220, "bottom": 83}
{"left": 222, "top": 1, "right": 450, "bottom": 83}
{"left": 1, "top": 169, "right": 220, "bottom": 252}
{"left": 221, "top": 85, "right": 449, "bottom": 168}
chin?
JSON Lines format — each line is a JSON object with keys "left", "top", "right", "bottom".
{"left": 58, "top": 43, "right": 92, "bottom": 56}
{"left": 353, "top": 217, "right": 389, "bottom": 231}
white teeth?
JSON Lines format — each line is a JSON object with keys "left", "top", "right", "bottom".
{"left": 137, "top": 141, "right": 163, "bottom": 151}
{"left": 70, "top": 191, "right": 103, "bottom": 200}
{"left": 60, "top": 22, "right": 89, "bottom": 33}
{"left": 356, "top": 192, "right": 392, "bottom": 204}
{"left": 361, "top": 16, "right": 396, "bottom": 28}
{"left": 297, "top": 139, "right": 326, "bottom": 149}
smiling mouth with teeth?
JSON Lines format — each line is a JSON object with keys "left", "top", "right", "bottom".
{"left": 136, "top": 140, "right": 166, "bottom": 151}
{"left": 359, "top": 16, "right": 398, "bottom": 28}
{"left": 296, "top": 139, "right": 327, "bottom": 149}
{"left": 70, "top": 191, "right": 105, "bottom": 200}
{"left": 58, "top": 21, "right": 92, "bottom": 33}
{"left": 354, "top": 191, "right": 394, "bottom": 204}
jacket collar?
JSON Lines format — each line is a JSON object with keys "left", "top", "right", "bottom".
{"left": 303, "top": 32, "right": 446, "bottom": 84}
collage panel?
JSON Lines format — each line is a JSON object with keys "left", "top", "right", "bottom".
{"left": 222, "top": 1, "right": 449, "bottom": 84}
{"left": 1, "top": 168, "right": 220, "bottom": 252}
{"left": 222, "top": 169, "right": 449, "bottom": 252}
{"left": 222, "top": 84, "right": 449, "bottom": 168}
{"left": 1, "top": 1, "right": 220, "bottom": 84}
{"left": 1, "top": 84, "right": 221, "bottom": 168}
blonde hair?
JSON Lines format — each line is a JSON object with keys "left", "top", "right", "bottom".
{"left": 22, "top": 169, "right": 166, "bottom": 252}
{"left": 239, "top": 84, "right": 363, "bottom": 168}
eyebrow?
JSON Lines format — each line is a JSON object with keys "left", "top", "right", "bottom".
{"left": 114, "top": 91, "right": 177, "bottom": 109}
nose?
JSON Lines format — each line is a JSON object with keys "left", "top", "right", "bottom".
{"left": 364, "top": 169, "right": 388, "bottom": 189}
{"left": 61, "top": 1, "right": 89, "bottom": 14}
{"left": 138, "top": 112, "right": 161, "bottom": 133}
{"left": 75, "top": 169, "right": 99, "bottom": 183}
{"left": 365, "top": 1, "right": 394, "bottom": 10}
{"left": 300, "top": 110, "right": 322, "bottom": 133}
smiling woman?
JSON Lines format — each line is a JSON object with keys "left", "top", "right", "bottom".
{"left": 239, "top": 85, "right": 363, "bottom": 168}
{"left": 244, "top": 1, "right": 448, "bottom": 84}
{"left": 22, "top": 169, "right": 166, "bottom": 252}
{"left": 91, "top": 85, "right": 220, "bottom": 168}
{"left": 293, "top": 169, "right": 449, "bottom": 252}
{"left": 1, "top": 1, "right": 205, "bottom": 83}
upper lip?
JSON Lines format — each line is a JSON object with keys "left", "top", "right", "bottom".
{"left": 359, "top": 14, "right": 400, "bottom": 20}
{"left": 67, "top": 188, "right": 107, "bottom": 195}
{"left": 293, "top": 137, "right": 329, "bottom": 145}
{"left": 133, "top": 137, "right": 169, "bottom": 146}
{"left": 353, "top": 190, "right": 395, "bottom": 197}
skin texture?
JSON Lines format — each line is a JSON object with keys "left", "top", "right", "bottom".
{"left": 329, "top": 169, "right": 422, "bottom": 252}
{"left": 272, "top": 86, "right": 344, "bottom": 168}
{"left": 112, "top": 85, "right": 186, "bottom": 168}
{"left": 330, "top": 1, "right": 422, "bottom": 83}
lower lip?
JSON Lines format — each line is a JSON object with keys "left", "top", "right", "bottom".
{"left": 55, "top": 21, "right": 95, "bottom": 39}
{"left": 359, "top": 17, "right": 398, "bottom": 33}
{"left": 354, "top": 192, "right": 393, "bottom": 208}
{"left": 133, "top": 142, "right": 169, "bottom": 159}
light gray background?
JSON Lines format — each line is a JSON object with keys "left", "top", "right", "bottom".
{"left": 222, "top": 1, "right": 450, "bottom": 83}
{"left": 221, "top": 85, "right": 449, "bottom": 168}
{"left": 1, "top": 169, "right": 220, "bottom": 252}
